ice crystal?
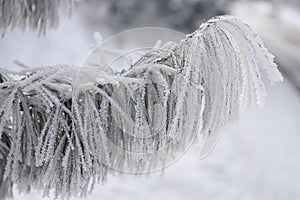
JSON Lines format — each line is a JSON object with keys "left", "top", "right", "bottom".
{"left": 0, "top": 16, "right": 282, "bottom": 199}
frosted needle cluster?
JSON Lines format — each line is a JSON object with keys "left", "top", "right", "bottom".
{"left": 0, "top": 16, "right": 282, "bottom": 199}
{"left": 0, "top": 0, "right": 73, "bottom": 36}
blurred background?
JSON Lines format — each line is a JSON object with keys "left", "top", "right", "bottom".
{"left": 0, "top": 0, "right": 300, "bottom": 199}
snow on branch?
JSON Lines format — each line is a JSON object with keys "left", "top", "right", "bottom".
{"left": 0, "top": 16, "right": 282, "bottom": 199}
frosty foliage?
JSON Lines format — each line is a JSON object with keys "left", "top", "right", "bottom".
{"left": 0, "top": 0, "right": 73, "bottom": 36}
{"left": 0, "top": 16, "right": 282, "bottom": 199}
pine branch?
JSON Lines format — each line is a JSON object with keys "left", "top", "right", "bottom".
{"left": 0, "top": 0, "right": 73, "bottom": 36}
{"left": 0, "top": 16, "right": 282, "bottom": 199}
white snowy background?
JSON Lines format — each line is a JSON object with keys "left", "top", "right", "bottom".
{"left": 0, "top": 1, "right": 299, "bottom": 199}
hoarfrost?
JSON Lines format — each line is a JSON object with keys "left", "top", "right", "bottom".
{"left": 0, "top": 16, "right": 282, "bottom": 199}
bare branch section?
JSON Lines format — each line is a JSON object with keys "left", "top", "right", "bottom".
{"left": 0, "top": 16, "right": 282, "bottom": 199}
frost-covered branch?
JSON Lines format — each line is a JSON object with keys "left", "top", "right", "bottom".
{"left": 0, "top": 0, "right": 73, "bottom": 36}
{"left": 0, "top": 16, "right": 282, "bottom": 199}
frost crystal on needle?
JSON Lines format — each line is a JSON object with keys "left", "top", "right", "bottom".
{"left": 0, "top": 16, "right": 282, "bottom": 199}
